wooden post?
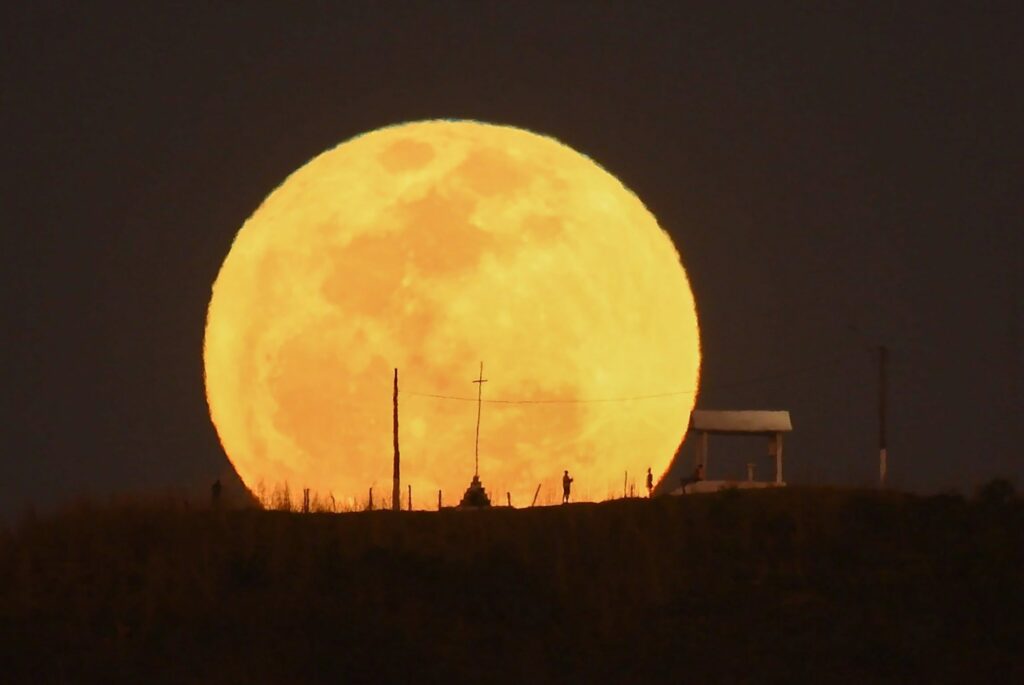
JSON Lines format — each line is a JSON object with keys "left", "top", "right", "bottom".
{"left": 438, "top": 490, "right": 442, "bottom": 510}
{"left": 408, "top": 484, "right": 412, "bottom": 511}
{"left": 506, "top": 492, "right": 511, "bottom": 507}
{"left": 393, "top": 368, "right": 401, "bottom": 511}
{"left": 531, "top": 483, "right": 542, "bottom": 507}
{"left": 878, "top": 346, "right": 888, "bottom": 487}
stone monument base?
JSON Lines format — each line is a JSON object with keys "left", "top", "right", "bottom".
{"left": 458, "top": 474, "right": 492, "bottom": 508}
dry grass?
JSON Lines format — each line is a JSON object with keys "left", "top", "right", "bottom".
{"left": 0, "top": 484, "right": 1021, "bottom": 683}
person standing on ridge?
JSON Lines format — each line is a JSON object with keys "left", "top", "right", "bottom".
{"left": 562, "top": 470, "right": 573, "bottom": 504}
{"left": 646, "top": 467, "right": 654, "bottom": 497}
{"left": 679, "top": 462, "right": 705, "bottom": 494}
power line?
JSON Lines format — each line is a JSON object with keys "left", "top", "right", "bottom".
{"left": 403, "top": 389, "right": 696, "bottom": 404}
{"left": 403, "top": 353, "right": 852, "bottom": 406}
{"left": 709, "top": 354, "right": 852, "bottom": 390}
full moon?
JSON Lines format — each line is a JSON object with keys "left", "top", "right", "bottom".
{"left": 204, "top": 120, "right": 700, "bottom": 508}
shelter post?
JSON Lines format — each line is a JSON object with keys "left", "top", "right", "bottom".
{"left": 697, "top": 431, "right": 709, "bottom": 474}
{"left": 774, "top": 432, "right": 784, "bottom": 484}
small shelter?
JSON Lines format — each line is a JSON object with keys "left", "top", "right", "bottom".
{"left": 676, "top": 410, "right": 792, "bottom": 493}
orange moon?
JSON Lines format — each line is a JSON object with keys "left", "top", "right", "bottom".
{"left": 204, "top": 120, "right": 700, "bottom": 508}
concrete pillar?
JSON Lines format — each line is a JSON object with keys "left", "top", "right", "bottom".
{"left": 697, "top": 431, "right": 708, "bottom": 472}
{"left": 774, "top": 433, "right": 784, "bottom": 484}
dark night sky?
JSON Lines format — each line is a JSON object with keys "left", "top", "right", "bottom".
{"left": 3, "top": 2, "right": 1021, "bottom": 515}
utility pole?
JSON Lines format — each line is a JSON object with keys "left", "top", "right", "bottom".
{"left": 473, "top": 362, "right": 487, "bottom": 478}
{"left": 393, "top": 368, "right": 401, "bottom": 511}
{"left": 1008, "top": 259, "right": 1022, "bottom": 479}
{"left": 878, "top": 346, "right": 888, "bottom": 488}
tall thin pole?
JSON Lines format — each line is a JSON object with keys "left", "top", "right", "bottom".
{"left": 472, "top": 362, "right": 487, "bottom": 477}
{"left": 393, "top": 368, "right": 401, "bottom": 511}
{"left": 1008, "top": 259, "right": 1022, "bottom": 478}
{"left": 878, "top": 346, "right": 888, "bottom": 488}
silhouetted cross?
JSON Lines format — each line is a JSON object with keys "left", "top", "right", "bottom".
{"left": 473, "top": 361, "right": 487, "bottom": 477}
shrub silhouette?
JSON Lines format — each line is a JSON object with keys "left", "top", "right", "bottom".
{"left": 975, "top": 477, "right": 1016, "bottom": 508}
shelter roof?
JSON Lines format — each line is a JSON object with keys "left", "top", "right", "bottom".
{"left": 690, "top": 410, "right": 792, "bottom": 434}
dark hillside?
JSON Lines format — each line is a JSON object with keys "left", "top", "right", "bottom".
{"left": 1, "top": 486, "right": 1021, "bottom": 683}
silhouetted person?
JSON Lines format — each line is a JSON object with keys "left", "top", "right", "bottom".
{"left": 211, "top": 478, "right": 223, "bottom": 508}
{"left": 646, "top": 467, "right": 654, "bottom": 497}
{"left": 679, "top": 463, "right": 705, "bottom": 493}
{"left": 562, "top": 470, "right": 573, "bottom": 504}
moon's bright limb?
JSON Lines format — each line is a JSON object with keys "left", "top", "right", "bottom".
{"left": 204, "top": 120, "right": 700, "bottom": 507}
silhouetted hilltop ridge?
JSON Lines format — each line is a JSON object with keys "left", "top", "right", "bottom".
{"left": 1, "top": 484, "right": 1020, "bottom": 683}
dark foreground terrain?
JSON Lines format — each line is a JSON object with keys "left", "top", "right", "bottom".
{"left": 1, "top": 484, "right": 1021, "bottom": 683}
